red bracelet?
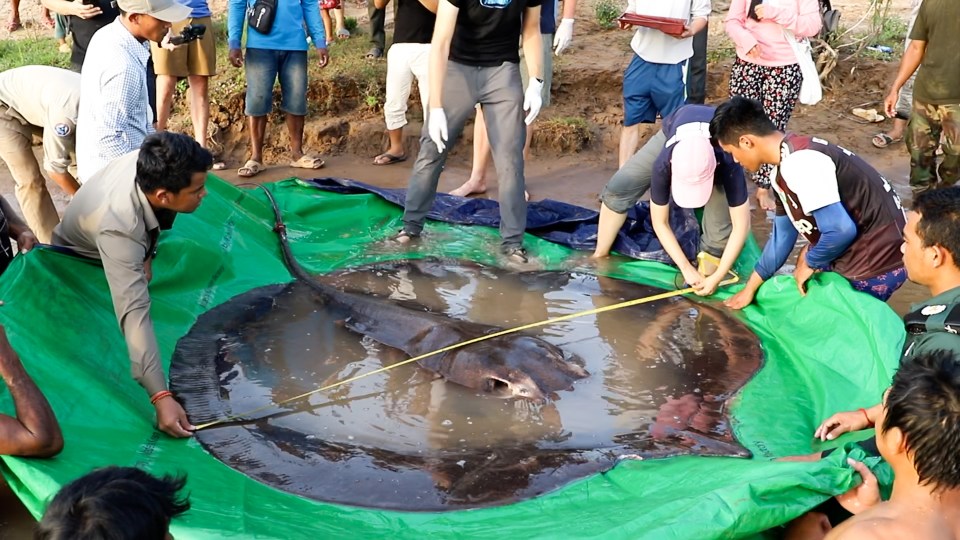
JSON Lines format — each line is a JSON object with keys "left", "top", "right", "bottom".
{"left": 858, "top": 407, "right": 874, "bottom": 427}
{"left": 150, "top": 390, "right": 173, "bottom": 405}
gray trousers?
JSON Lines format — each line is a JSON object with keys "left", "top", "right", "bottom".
{"left": 599, "top": 129, "right": 732, "bottom": 257}
{"left": 402, "top": 61, "right": 527, "bottom": 248}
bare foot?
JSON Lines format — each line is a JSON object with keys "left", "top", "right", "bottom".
{"left": 449, "top": 179, "right": 486, "bottom": 197}
{"left": 449, "top": 179, "right": 530, "bottom": 201}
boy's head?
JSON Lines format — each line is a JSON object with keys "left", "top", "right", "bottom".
{"left": 35, "top": 466, "right": 190, "bottom": 540}
{"left": 902, "top": 187, "right": 960, "bottom": 284}
{"left": 877, "top": 349, "right": 960, "bottom": 491}
{"left": 709, "top": 97, "right": 778, "bottom": 174}
{"left": 136, "top": 132, "right": 212, "bottom": 214}
{"left": 671, "top": 137, "right": 717, "bottom": 208}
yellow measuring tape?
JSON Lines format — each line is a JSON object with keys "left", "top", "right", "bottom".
{"left": 193, "top": 270, "right": 740, "bottom": 431}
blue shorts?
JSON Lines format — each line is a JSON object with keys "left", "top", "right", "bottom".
{"left": 622, "top": 55, "right": 685, "bottom": 127}
{"left": 850, "top": 266, "right": 907, "bottom": 302}
{"left": 244, "top": 48, "right": 308, "bottom": 117}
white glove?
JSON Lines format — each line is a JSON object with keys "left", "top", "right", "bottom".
{"left": 428, "top": 108, "right": 448, "bottom": 153}
{"left": 553, "top": 18, "right": 574, "bottom": 55}
{"left": 523, "top": 79, "right": 544, "bottom": 125}
{"left": 160, "top": 29, "right": 178, "bottom": 51}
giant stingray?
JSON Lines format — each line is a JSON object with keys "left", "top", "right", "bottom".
{"left": 170, "top": 259, "right": 765, "bottom": 511}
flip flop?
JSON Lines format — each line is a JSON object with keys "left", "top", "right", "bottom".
{"left": 872, "top": 133, "right": 902, "bottom": 148}
{"left": 372, "top": 152, "right": 407, "bottom": 166}
{"left": 290, "top": 155, "right": 325, "bottom": 169}
{"left": 237, "top": 159, "right": 264, "bottom": 178}
{"left": 6, "top": 20, "right": 22, "bottom": 32}
{"left": 337, "top": 28, "right": 350, "bottom": 39}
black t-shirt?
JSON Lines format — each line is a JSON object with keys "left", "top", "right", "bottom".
{"left": 69, "top": 1, "right": 120, "bottom": 70}
{"left": 448, "top": 0, "right": 542, "bottom": 67}
{"left": 394, "top": 0, "right": 436, "bottom": 44}
{"left": 650, "top": 105, "right": 749, "bottom": 208}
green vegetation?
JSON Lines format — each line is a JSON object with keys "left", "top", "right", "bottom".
{"left": 547, "top": 116, "right": 588, "bottom": 130}
{"left": 706, "top": 46, "right": 737, "bottom": 63}
{"left": 536, "top": 116, "right": 592, "bottom": 152}
{"left": 343, "top": 16, "right": 360, "bottom": 35}
{"left": 0, "top": 36, "right": 70, "bottom": 72}
{"left": 865, "top": 14, "right": 908, "bottom": 57}
{"left": 594, "top": 0, "right": 621, "bottom": 30}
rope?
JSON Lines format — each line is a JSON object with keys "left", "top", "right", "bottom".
{"left": 193, "top": 187, "right": 740, "bottom": 430}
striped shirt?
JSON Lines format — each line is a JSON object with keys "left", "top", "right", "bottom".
{"left": 76, "top": 19, "right": 155, "bottom": 182}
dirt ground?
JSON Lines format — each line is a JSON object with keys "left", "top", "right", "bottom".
{"left": 0, "top": 0, "right": 930, "bottom": 534}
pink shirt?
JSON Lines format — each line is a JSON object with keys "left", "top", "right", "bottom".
{"left": 724, "top": 0, "right": 822, "bottom": 67}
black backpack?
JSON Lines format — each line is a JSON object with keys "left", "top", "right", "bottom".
{"left": 819, "top": 0, "right": 841, "bottom": 39}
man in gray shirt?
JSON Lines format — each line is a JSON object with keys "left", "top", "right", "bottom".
{"left": 53, "top": 132, "right": 212, "bottom": 438}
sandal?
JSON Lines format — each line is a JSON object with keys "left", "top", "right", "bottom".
{"left": 6, "top": 19, "right": 22, "bottom": 32}
{"left": 237, "top": 159, "right": 264, "bottom": 178}
{"left": 872, "top": 132, "right": 902, "bottom": 148}
{"left": 210, "top": 152, "right": 227, "bottom": 170}
{"left": 372, "top": 152, "right": 407, "bottom": 166}
{"left": 365, "top": 47, "right": 383, "bottom": 59}
{"left": 290, "top": 155, "right": 325, "bottom": 169}
{"left": 337, "top": 28, "right": 350, "bottom": 39}
{"left": 388, "top": 229, "right": 419, "bottom": 245}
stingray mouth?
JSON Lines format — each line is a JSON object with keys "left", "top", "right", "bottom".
{"left": 484, "top": 377, "right": 544, "bottom": 401}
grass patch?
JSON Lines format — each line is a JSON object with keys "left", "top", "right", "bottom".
{"left": 0, "top": 36, "right": 70, "bottom": 71}
{"left": 706, "top": 46, "right": 737, "bottom": 63}
{"left": 861, "top": 14, "right": 908, "bottom": 59}
{"left": 343, "top": 16, "right": 360, "bottom": 35}
{"left": 594, "top": 0, "right": 621, "bottom": 30}
{"left": 535, "top": 116, "right": 592, "bottom": 152}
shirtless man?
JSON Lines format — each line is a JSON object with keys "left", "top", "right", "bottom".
{"left": 823, "top": 349, "right": 960, "bottom": 540}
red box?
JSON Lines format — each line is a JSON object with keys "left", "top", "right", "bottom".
{"left": 616, "top": 12, "right": 687, "bottom": 36}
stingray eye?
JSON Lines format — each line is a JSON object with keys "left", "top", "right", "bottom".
{"left": 519, "top": 388, "right": 528, "bottom": 395}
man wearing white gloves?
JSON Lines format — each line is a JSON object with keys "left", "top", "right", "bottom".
{"left": 449, "top": 0, "right": 577, "bottom": 199}
{"left": 393, "top": 0, "right": 543, "bottom": 263}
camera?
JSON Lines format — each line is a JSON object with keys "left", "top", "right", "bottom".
{"left": 169, "top": 23, "right": 206, "bottom": 46}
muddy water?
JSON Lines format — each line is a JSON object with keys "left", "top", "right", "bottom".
{"left": 174, "top": 260, "right": 762, "bottom": 510}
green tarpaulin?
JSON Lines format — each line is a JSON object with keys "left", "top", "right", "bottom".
{"left": 0, "top": 177, "right": 902, "bottom": 538}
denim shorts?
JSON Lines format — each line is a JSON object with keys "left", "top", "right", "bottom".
{"left": 623, "top": 55, "right": 684, "bottom": 126}
{"left": 244, "top": 48, "right": 308, "bottom": 117}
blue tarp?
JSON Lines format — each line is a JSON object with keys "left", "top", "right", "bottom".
{"left": 304, "top": 177, "right": 701, "bottom": 264}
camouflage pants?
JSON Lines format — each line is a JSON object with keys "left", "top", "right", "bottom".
{"left": 906, "top": 101, "right": 960, "bottom": 191}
